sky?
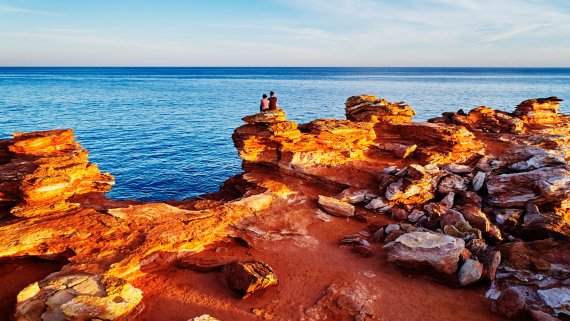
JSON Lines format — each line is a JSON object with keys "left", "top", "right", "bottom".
{"left": 0, "top": 0, "right": 569, "bottom": 66}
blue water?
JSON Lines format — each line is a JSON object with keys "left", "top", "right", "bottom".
{"left": 1, "top": 67, "right": 569, "bottom": 201}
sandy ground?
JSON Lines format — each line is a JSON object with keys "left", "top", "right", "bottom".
{"left": 128, "top": 213, "right": 517, "bottom": 321}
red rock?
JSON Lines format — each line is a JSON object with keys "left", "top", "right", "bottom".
{"left": 345, "top": 95, "right": 415, "bottom": 123}
{"left": 487, "top": 166, "right": 570, "bottom": 207}
{"left": 529, "top": 310, "right": 563, "bottom": 321}
{"left": 523, "top": 203, "right": 570, "bottom": 239}
{"left": 384, "top": 231, "right": 465, "bottom": 277}
{"left": 318, "top": 195, "right": 355, "bottom": 217}
{"left": 437, "top": 174, "right": 467, "bottom": 194}
{"left": 221, "top": 261, "right": 278, "bottom": 298}
{"left": 433, "top": 106, "right": 525, "bottom": 134}
{"left": 391, "top": 207, "right": 408, "bottom": 221}
{"left": 493, "top": 286, "right": 529, "bottom": 318}
{"left": 351, "top": 245, "right": 373, "bottom": 258}
{"left": 303, "top": 281, "right": 376, "bottom": 321}
{"left": 514, "top": 97, "right": 562, "bottom": 125}
{"left": 440, "top": 209, "right": 466, "bottom": 228}
{"left": 407, "top": 209, "right": 425, "bottom": 223}
{"left": 489, "top": 239, "right": 570, "bottom": 319}
{"left": 458, "top": 259, "right": 483, "bottom": 286}
{"left": 458, "top": 205, "right": 491, "bottom": 233}
{"left": 380, "top": 122, "right": 485, "bottom": 164}
{"left": 480, "top": 250, "right": 501, "bottom": 281}
{"left": 176, "top": 256, "right": 236, "bottom": 272}
{"left": 0, "top": 129, "right": 114, "bottom": 217}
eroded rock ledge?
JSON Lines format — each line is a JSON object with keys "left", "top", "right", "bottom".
{"left": 1, "top": 95, "right": 569, "bottom": 321}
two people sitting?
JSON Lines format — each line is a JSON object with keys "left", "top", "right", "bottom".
{"left": 260, "top": 91, "right": 278, "bottom": 112}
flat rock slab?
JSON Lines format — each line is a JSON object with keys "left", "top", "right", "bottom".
{"left": 384, "top": 231, "right": 465, "bottom": 277}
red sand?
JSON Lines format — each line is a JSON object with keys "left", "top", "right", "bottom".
{"left": 129, "top": 215, "right": 516, "bottom": 321}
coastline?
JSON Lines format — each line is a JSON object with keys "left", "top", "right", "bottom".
{"left": 0, "top": 95, "right": 569, "bottom": 320}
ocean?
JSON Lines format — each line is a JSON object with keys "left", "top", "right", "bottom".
{"left": 1, "top": 67, "right": 569, "bottom": 201}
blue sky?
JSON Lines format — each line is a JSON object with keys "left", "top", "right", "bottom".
{"left": 0, "top": 0, "right": 569, "bottom": 66}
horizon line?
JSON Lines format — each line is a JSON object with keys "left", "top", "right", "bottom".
{"left": 1, "top": 66, "right": 570, "bottom": 68}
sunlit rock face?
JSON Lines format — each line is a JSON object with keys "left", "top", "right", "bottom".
{"left": 514, "top": 97, "right": 562, "bottom": 125}
{"left": 345, "top": 95, "right": 415, "bottom": 123}
{"left": 0, "top": 129, "right": 114, "bottom": 218}
{"left": 431, "top": 106, "right": 525, "bottom": 134}
{"left": 1, "top": 95, "right": 569, "bottom": 321}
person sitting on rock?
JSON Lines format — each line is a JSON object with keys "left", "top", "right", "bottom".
{"left": 268, "top": 91, "right": 278, "bottom": 110}
{"left": 260, "top": 94, "right": 269, "bottom": 112}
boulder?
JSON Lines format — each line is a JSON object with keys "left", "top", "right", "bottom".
{"left": 384, "top": 231, "right": 465, "bottom": 278}
{"left": 486, "top": 165, "right": 570, "bottom": 207}
{"left": 437, "top": 174, "right": 468, "bottom": 194}
{"left": 318, "top": 195, "right": 355, "bottom": 217}
{"left": 222, "top": 261, "right": 278, "bottom": 298}
{"left": 302, "top": 281, "right": 376, "bottom": 321}
{"left": 407, "top": 209, "right": 425, "bottom": 223}
{"left": 523, "top": 203, "right": 570, "bottom": 239}
{"left": 459, "top": 205, "right": 491, "bottom": 233}
{"left": 440, "top": 209, "right": 466, "bottom": 228}
{"left": 480, "top": 250, "right": 501, "bottom": 281}
{"left": 458, "top": 259, "right": 483, "bottom": 286}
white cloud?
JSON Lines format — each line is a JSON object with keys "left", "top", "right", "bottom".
{"left": 0, "top": 5, "right": 62, "bottom": 16}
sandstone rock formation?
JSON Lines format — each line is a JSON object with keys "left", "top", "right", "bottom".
{"left": 515, "top": 97, "right": 562, "bottom": 125}
{"left": 345, "top": 95, "right": 415, "bottom": 123}
{"left": 0, "top": 129, "right": 114, "bottom": 218}
{"left": 1, "top": 95, "right": 569, "bottom": 321}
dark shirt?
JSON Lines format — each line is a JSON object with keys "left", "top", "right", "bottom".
{"left": 268, "top": 96, "right": 278, "bottom": 110}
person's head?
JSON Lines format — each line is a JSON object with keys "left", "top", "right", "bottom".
{"left": 262, "top": 94, "right": 267, "bottom": 98}
{"left": 270, "top": 91, "right": 275, "bottom": 97}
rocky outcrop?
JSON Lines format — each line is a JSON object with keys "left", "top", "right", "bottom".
{"left": 379, "top": 122, "right": 485, "bottom": 164}
{"left": 232, "top": 109, "right": 301, "bottom": 164}
{"left": 2, "top": 95, "right": 569, "bottom": 321}
{"left": 515, "top": 97, "right": 562, "bottom": 125}
{"left": 431, "top": 106, "right": 525, "bottom": 134}
{"left": 0, "top": 129, "right": 114, "bottom": 217}
{"left": 345, "top": 95, "right": 415, "bottom": 123}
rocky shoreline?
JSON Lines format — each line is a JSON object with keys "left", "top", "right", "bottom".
{"left": 0, "top": 95, "right": 568, "bottom": 321}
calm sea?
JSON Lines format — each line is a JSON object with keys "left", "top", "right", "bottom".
{"left": 1, "top": 67, "right": 569, "bottom": 201}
